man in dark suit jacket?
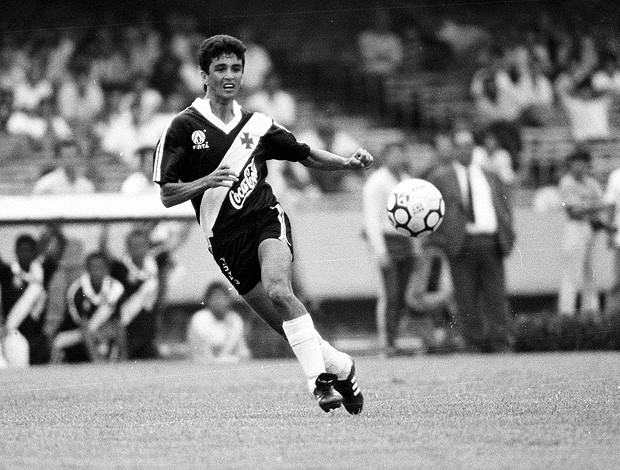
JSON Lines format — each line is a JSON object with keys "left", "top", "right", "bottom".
{"left": 426, "top": 130, "right": 516, "bottom": 352}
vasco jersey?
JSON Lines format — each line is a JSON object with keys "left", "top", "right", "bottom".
{"left": 153, "top": 98, "right": 310, "bottom": 241}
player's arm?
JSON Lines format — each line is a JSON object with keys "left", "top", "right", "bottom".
{"left": 159, "top": 166, "right": 239, "bottom": 208}
{"left": 301, "top": 148, "right": 373, "bottom": 171}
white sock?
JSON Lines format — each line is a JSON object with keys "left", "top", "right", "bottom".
{"left": 282, "top": 314, "right": 325, "bottom": 392}
{"left": 316, "top": 333, "right": 353, "bottom": 380}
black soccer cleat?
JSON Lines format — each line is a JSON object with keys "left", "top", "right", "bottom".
{"left": 313, "top": 373, "right": 343, "bottom": 412}
{"left": 333, "top": 359, "right": 364, "bottom": 415}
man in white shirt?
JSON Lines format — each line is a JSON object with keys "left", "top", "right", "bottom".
{"left": 32, "top": 140, "right": 95, "bottom": 195}
{"left": 427, "top": 129, "right": 515, "bottom": 352}
{"left": 362, "top": 141, "right": 416, "bottom": 355}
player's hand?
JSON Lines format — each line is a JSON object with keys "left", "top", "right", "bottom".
{"left": 207, "top": 165, "right": 239, "bottom": 188}
{"left": 348, "top": 148, "right": 373, "bottom": 170}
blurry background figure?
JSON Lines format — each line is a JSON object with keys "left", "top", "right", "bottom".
{"left": 404, "top": 245, "right": 459, "bottom": 353}
{"left": 245, "top": 71, "right": 314, "bottom": 201}
{"left": 362, "top": 141, "right": 415, "bottom": 356}
{"left": 356, "top": 5, "right": 403, "bottom": 118}
{"left": 0, "top": 88, "right": 33, "bottom": 163}
{"left": 557, "top": 149, "right": 612, "bottom": 322}
{"left": 472, "top": 127, "right": 517, "bottom": 187}
{"left": 604, "top": 163, "right": 620, "bottom": 349}
{"left": 51, "top": 252, "right": 125, "bottom": 363}
{"left": 297, "top": 105, "right": 361, "bottom": 193}
{"left": 120, "top": 144, "right": 191, "bottom": 353}
{"left": 106, "top": 229, "right": 159, "bottom": 360}
{"left": 187, "top": 282, "right": 250, "bottom": 363}
{"left": 235, "top": 23, "right": 273, "bottom": 98}
{"left": 120, "top": 145, "right": 160, "bottom": 195}
{"left": 555, "top": 37, "right": 612, "bottom": 142}
{"left": 0, "top": 234, "right": 51, "bottom": 367}
{"left": 426, "top": 127, "right": 516, "bottom": 353}
{"left": 32, "top": 140, "right": 95, "bottom": 194}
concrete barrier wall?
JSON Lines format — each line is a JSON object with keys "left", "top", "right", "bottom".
{"left": 0, "top": 194, "right": 614, "bottom": 303}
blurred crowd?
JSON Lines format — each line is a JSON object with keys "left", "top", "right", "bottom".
{"left": 3, "top": 3, "right": 620, "bottom": 365}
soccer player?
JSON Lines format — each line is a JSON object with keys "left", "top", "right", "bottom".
{"left": 52, "top": 252, "right": 125, "bottom": 363}
{"left": 108, "top": 229, "right": 160, "bottom": 360}
{"left": 0, "top": 234, "right": 51, "bottom": 366}
{"left": 153, "top": 34, "right": 372, "bottom": 413}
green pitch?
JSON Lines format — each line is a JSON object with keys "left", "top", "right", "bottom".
{"left": 1, "top": 352, "right": 619, "bottom": 469}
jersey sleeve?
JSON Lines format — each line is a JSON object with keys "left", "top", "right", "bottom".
{"left": 153, "top": 117, "right": 187, "bottom": 185}
{"left": 261, "top": 121, "right": 311, "bottom": 162}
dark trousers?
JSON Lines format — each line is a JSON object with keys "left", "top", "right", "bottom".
{"left": 380, "top": 234, "right": 416, "bottom": 349}
{"left": 447, "top": 234, "right": 512, "bottom": 351}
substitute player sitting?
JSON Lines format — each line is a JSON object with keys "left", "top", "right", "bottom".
{"left": 154, "top": 34, "right": 372, "bottom": 413}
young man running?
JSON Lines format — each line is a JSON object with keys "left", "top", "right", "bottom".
{"left": 154, "top": 34, "right": 372, "bottom": 413}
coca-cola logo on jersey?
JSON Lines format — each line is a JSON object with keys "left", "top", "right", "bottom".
{"left": 229, "top": 158, "right": 258, "bottom": 209}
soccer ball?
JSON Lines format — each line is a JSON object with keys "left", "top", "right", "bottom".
{"left": 386, "top": 178, "right": 445, "bottom": 237}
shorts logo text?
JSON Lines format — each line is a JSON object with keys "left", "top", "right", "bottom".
{"left": 219, "top": 257, "right": 240, "bottom": 285}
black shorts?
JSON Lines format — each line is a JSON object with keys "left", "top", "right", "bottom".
{"left": 210, "top": 204, "right": 294, "bottom": 295}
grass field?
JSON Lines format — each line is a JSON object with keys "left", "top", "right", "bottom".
{"left": 1, "top": 352, "right": 619, "bottom": 469}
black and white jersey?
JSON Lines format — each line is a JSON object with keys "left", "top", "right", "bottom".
{"left": 65, "top": 274, "right": 124, "bottom": 326}
{"left": 153, "top": 98, "right": 310, "bottom": 241}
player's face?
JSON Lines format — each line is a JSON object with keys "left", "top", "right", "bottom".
{"left": 203, "top": 53, "right": 243, "bottom": 101}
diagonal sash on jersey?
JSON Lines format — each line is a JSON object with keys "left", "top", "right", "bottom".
{"left": 199, "top": 112, "right": 273, "bottom": 241}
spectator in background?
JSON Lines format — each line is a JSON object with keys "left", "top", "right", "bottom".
{"left": 89, "top": 27, "right": 132, "bottom": 90}
{"left": 120, "top": 145, "right": 192, "bottom": 332}
{"left": 57, "top": 62, "right": 105, "bottom": 127}
{"left": 11, "top": 57, "right": 53, "bottom": 112}
{"left": 472, "top": 128, "right": 516, "bottom": 187}
{"left": 0, "top": 235, "right": 52, "bottom": 366}
{"left": 150, "top": 43, "right": 184, "bottom": 98}
{"left": 187, "top": 281, "right": 251, "bottom": 363}
{"left": 121, "top": 146, "right": 159, "bottom": 195}
{"left": 246, "top": 72, "right": 309, "bottom": 198}
{"left": 426, "top": 128, "right": 516, "bottom": 353}
{"left": 98, "top": 96, "right": 165, "bottom": 170}
{"left": 107, "top": 229, "right": 160, "bottom": 360}
{"left": 51, "top": 251, "right": 125, "bottom": 363}
{"left": 362, "top": 141, "right": 416, "bottom": 356}
{"left": 246, "top": 72, "right": 297, "bottom": 129}
{"left": 557, "top": 149, "right": 612, "bottom": 320}
{"left": 6, "top": 97, "right": 72, "bottom": 156}
{"left": 592, "top": 51, "right": 620, "bottom": 94}
{"left": 0, "top": 88, "right": 32, "bottom": 162}
{"left": 32, "top": 140, "right": 95, "bottom": 194}
{"left": 297, "top": 106, "right": 361, "bottom": 193}
{"left": 604, "top": 163, "right": 620, "bottom": 348}
{"left": 236, "top": 24, "right": 273, "bottom": 97}
{"left": 555, "top": 38, "right": 612, "bottom": 142}
{"left": 357, "top": 6, "right": 403, "bottom": 117}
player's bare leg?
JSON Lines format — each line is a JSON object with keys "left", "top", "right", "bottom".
{"left": 242, "top": 238, "right": 362, "bottom": 413}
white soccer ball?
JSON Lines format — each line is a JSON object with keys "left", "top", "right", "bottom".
{"left": 386, "top": 178, "right": 445, "bottom": 238}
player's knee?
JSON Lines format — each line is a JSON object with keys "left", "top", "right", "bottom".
{"left": 265, "top": 281, "right": 296, "bottom": 308}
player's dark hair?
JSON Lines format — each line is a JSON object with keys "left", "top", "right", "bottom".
{"left": 198, "top": 34, "right": 246, "bottom": 74}
{"left": 15, "top": 234, "right": 38, "bottom": 250}
{"left": 566, "top": 147, "right": 591, "bottom": 165}
{"left": 204, "top": 281, "right": 230, "bottom": 303}
{"left": 54, "top": 139, "right": 79, "bottom": 159}
{"left": 126, "top": 228, "right": 150, "bottom": 244}
{"left": 85, "top": 251, "right": 110, "bottom": 268}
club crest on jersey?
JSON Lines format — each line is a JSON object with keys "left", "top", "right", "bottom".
{"left": 229, "top": 158, "right": 258, "bottom": 209}
{"left": 192, "top": 130, "right": 209, "bottom": 150}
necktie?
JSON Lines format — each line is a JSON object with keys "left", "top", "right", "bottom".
{"left": 466, "top": 167, "right": 476, "bottom": 223}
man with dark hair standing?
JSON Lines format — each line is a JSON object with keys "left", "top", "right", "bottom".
{"left": 426, "top": 129, "right": 515, "bottom": 353}
{"left": 154, "top": 34, "right": 373, "bottom": 413}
